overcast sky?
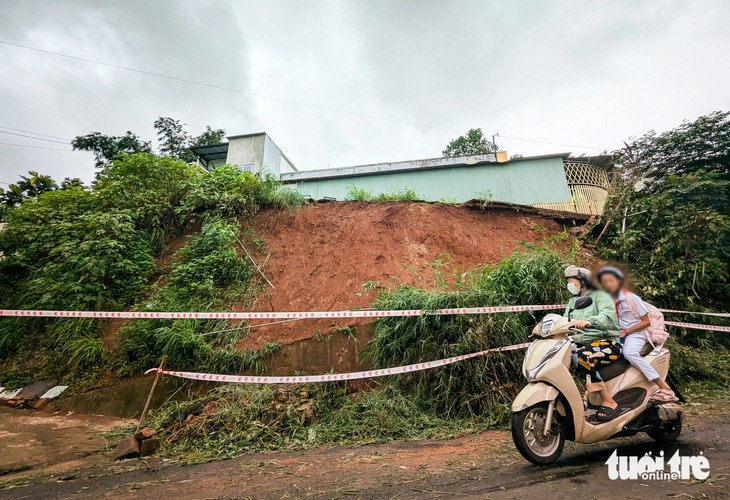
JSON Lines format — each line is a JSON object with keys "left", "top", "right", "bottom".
{"left": 1, "top": 0, "right": 729, "bottom": 186}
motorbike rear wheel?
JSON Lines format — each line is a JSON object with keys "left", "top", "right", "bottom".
{"left": 511, "top": 402, "right": 566, "bottom": 465}
{"left": 647, "top": 417, "right": 682, "bottom": 442}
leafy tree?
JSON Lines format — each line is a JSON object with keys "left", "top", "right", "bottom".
{"left": 73, "top": 118, "right": 225, "bottom": 166}
{"left": 0, "top": 171, "right": 59, "bottom": 219}
{"left": 596, "top": 111, "right": 730, "bottom": 312}
{"left": 155, "top": 118, "right": 226, "bottom": 163}
{"left": 442, "top": 128, "right": 498, "bottom": 157}
{"left": 154, "top": 117, "right": 191, "bottom": 160}
{"left": 72, "top": 131, "right": 153, "bottom": 167}
{"left": 60, "top": 177, "right": 85, "bottom": 189}
{"left": 181, "top": 164, "right": 258, "bottom": 217}
{"left": 190, "top": 126, "right": 227, "bottom": 149}
{"left": 93, "top": 153, "right": 198, "bottom": 253}
{"left": 619, "top": 110, "right": 730, "bottom": 189}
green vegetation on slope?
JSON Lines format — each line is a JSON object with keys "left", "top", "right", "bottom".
{"left": 0, "top": 156, "right": 305, "bottom": 386}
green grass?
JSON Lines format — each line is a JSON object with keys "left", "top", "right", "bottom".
{"left": 345, "top": 184, "right": 421, "bottom": 202}
{"left": 151, "top": 384, "right": 484, "bottom": 463}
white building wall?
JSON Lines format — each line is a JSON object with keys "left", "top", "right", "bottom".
{"left": 225, "top": 134, "right": 267, "bottom": 174}
{"left": 224, "top": 133, "right": 296, "bottom": 177}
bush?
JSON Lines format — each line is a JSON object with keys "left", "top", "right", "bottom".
{"left": 94, "top": 154, "right": 198, "bottom": 253}
{"left": 345, "top": 184, "right": 373, "bottom": 201}
{"left": 373, "top": 188, "right": 420, "bottom": 201}
{"left": 0, "top": 156, "right": 303, "bottom": 381}
{"left": 368, "top": 246, "right": 570, "bottom": 421}
{"left": 0, "top": 187, "right": 154, "bottom": 360}
{"left": 181, "top": 164, "right": 258, "bottom": 217}
{"left": 254, "top": 173, "right": 308, "bottom": 211}
{"left": 345, "top": 184, "right": 421, "bottom": 202}
{"left": 119, "top": 218, "right": 258, "bottom": 372}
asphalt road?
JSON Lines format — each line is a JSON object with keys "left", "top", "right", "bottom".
{"left": 1, "top": 407, "right": 728, "bottom": 499}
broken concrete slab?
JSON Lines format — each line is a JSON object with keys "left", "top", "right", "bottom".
{"left": 0, "top": 388, "right": 22, "bottom": 400}
{"left": 139, "top": 437, "right": 160, "bottom": 457}
{"left": 115, "top": 436, "right": 140, "bottom": 460}
{"left": 39, "top": 385, "right": 68, "bottom": 400}
{"left": 18, "top": 380, "right": 57, "bottom": 400}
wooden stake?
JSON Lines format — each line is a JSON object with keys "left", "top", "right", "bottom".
{"left": 136, "top": 355, "right": 166, "bottom": 433}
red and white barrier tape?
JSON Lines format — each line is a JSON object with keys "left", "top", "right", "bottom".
{"left": 665, "top": 321, "right": 730, "bottom": 333}
{"left": 144, "top": 342, "right": 533, "bottom": 384}
{"left": 149, "top": 321, "right": 730, "bottom": 385}
{"left": 3, "top": 305, "right": 727, "bottom": 320}
{"left": 660, "top": 309, "right": 730, "bottom": 318}
{"left": 0, "top": 304, "right": 566, "bottom": 320}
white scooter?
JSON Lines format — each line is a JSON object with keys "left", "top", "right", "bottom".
{"left": 511, "top": 296, "right": 683, "bottom": 465}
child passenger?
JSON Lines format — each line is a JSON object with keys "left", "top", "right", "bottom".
{"left": 596, "top": 266, "right": 677, "bottom": 402}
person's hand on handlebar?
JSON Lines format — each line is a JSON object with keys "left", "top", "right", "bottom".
{"left": 573, "top": 320, "right": 592, "bottom": 329}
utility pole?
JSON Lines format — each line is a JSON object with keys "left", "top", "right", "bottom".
{"left": 492, "top": 133, "right": 499, "bottom": 151}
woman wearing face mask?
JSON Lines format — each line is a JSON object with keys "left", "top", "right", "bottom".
{"left": 563, "top": 265, "right": 623, "bottom": 421}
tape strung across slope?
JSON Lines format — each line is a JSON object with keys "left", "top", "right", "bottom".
{"left": 0, "top": 304, "right": 565, "bottom": 319}
{"left": 2, "top": 304, "right": 727, "bottom": 384}
{"left": 150, "top": 321, "right": 730, "bottom": 384}
{"left": 2, "top": 304, "right": 728, "bottom": 319}
{"left": 664, "top": 321, "right": 730, "bottom": 333}
{"left": 145, "top": 342, "right": 533, "bottom": 384}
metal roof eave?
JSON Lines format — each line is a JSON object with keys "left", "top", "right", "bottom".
{"left": 281, "top": 153, "right": 507, "bottom": 183}
{"left": 190, "top": 142, "right": 230, "bottom": 160}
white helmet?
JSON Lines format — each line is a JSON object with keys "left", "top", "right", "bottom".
{"left": 564, "top": 265, "right": 592, "bottom": 282}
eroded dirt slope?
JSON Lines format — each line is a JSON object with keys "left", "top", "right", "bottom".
{"left": 240, "top": 201, "right": 580, "bottom": 349}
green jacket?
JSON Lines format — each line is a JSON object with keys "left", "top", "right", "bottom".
{"left": 563, "top": 289, "right": 620, "bottom": 344}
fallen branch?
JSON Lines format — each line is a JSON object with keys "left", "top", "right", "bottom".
{"left": 236, "top": 235, "right": 275, "bottom": 289}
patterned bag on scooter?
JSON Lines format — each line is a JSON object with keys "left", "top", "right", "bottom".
{"left": 624, "top": 290, "right": 668, "bottom": 346}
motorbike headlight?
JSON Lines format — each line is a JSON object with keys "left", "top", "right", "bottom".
{"left": 539, "top": 319, "right": 554, "bottom": 337}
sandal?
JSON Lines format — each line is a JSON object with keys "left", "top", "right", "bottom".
{"left": 651, "top": 389, "right": 678, "bottom": 402}
{"left": 596, "top": 405, "right": 622, "bottom": 422}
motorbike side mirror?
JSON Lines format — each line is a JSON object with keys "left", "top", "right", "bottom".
{"left": 573, "top": 296, "right": 593, "bottom": 310}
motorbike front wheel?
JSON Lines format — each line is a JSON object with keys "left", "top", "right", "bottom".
{"left": 511, "top": 402, "right": 566, "bottom": 465}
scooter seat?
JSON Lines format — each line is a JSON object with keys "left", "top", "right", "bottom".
{"left": 597, "top": 343, "right": 654, "bottom": 382}
{"left": 597, "top": 358, "right": 631, "bottom": 381}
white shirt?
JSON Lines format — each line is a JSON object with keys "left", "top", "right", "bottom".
{"left": 615, "top": 290, "right": 649, "bottom": 330}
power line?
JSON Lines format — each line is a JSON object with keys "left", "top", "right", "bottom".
{"left": 0, "top": 39, "right": 615, "bottom": 153}
{"left": 0, "top": 39, "right": 459, "bottom": 133}
{"left": 496, "top": 134, "right": 608, "bottom": 152}
{"left": 0, "top": 141, "right": 74, "bottom": 152}
{"left": 0, "top": 125, "right": 71, "bottom": 141}
{"left": 0, "top": 130, "right": 70, "bottom": 144}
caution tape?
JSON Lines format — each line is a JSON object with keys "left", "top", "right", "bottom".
{"left": 144, "top": 342, "right": 534, "bottom": 384}
{"left": 3, "top": 305, "right": 729, "bottom": 320}
{"left": 150, "top": 321, "right": 730, "bottom": 385}
{"left": 665, "top": 321, "right": 730, "bottom": 333}
{"left": 0, "top": 304, "right": 566, "bottom": 320}
{"left": 660, "top": 309, "right": 730, "bottom": 318}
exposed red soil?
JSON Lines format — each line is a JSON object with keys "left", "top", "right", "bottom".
{"left": 239, "top": 201, "right": 581, "bottom": 350}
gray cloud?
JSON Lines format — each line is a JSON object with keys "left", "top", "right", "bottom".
{"left": 1, "top": 0, "right": 729, "bottom": 185}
